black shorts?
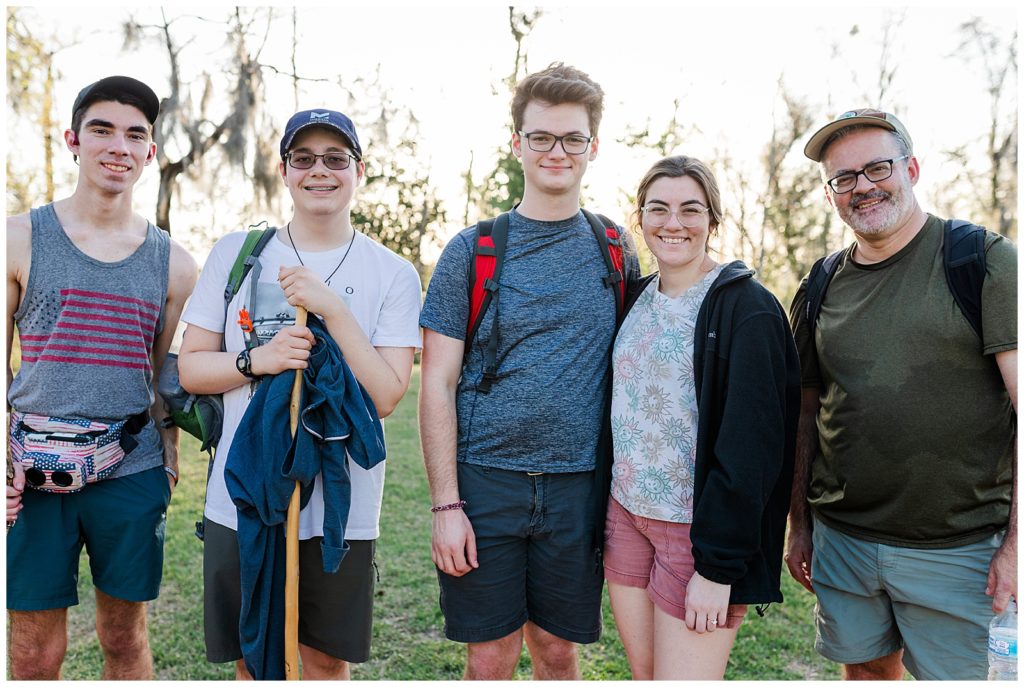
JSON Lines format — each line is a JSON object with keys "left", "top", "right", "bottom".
{"left": 437, "top": 464, "right": 604, "bottom": 644}
{"left": 202, "top": 519, "right": 376, "bottom": 663}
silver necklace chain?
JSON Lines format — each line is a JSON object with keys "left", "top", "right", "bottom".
{"left": 285, "top": 222, "right": 357, "bottom": 286}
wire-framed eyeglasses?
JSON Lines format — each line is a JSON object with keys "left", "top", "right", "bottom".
{"left": 641, "top": 204, "right": 710, "bottom": 228}
{"left": 285, "top": 151, "right": 358, "bottom": 170}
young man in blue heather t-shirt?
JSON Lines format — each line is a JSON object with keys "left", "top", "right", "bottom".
{"left": 419, "top": 62, "right": 638, "bottom": 680}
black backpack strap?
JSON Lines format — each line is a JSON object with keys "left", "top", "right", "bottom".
{"left": 804, "top": 246, "right": 848, "bottom": 340}
{"left": 466, "top": 214, "right": 509, "bottom": 393}
{"left": 582, "top": 209, "right": 627, "bottom": 321}
{"left": 943, "top": 219, "right": 986, "bottom": 340}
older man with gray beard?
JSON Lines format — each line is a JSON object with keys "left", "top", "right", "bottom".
{"left": 785, "top": 109, "right": 1017, "bottom": 681}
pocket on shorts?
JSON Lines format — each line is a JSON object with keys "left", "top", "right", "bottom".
{"left": 661, "top": 520, "right": 696, "bottom": 583}
{"left": 810, "top": 518, "right": 828, "bottom": 576}
{"left": 137, "top": 465, "right": 172, "bottom": 514}
{"left": 161, "top": 467, "right": 173, "bottom": 506}
{"left": 603, "top": 498, "right": 621, "bottom": 542}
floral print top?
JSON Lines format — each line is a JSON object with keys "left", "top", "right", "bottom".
{"left": 610, "top": 266, "right": 723, "bottom": 523}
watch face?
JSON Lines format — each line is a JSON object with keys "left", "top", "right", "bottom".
{"left": 236, "top": 349, "right": 250, "bottom": 376}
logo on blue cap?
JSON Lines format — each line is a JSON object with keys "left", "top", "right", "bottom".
{"left": 280, "top": 109, "right": 362, "bottom": 160}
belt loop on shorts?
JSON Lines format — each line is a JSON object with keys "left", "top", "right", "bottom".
{"left": 526, "top": 471, "right": 544, "bottom": 477}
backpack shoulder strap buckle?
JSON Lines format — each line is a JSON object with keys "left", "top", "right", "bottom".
{"left": 477, "top": 370, "right": 497, "bottom": 394}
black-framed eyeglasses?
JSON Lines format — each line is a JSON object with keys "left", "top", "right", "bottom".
{"left": 517, "top": 131, "right": 593, "bottom": 155}
{"left": 285, "top": 151, "right": 358, "bottom": 170}
{"left": 827, "top": 155, "right": 909, "bottom": 194}
{"left": 641, "top": 203, "right": 710, "bottom": 229}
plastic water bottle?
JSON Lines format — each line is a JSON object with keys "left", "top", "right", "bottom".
{"left": 988, "top": 598, "right": 1017, "bottom": 680}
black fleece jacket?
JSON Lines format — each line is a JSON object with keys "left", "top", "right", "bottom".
{"left": 622, "top": 261, "right": 800, "bottom": 605}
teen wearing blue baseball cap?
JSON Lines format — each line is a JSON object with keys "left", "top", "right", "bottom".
{"left": 177, "top": 109, "right": 422, "bottom": 678}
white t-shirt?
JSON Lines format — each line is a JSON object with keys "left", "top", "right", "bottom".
{"left": 181, "top": 229, "right": 422, "bottom": 540}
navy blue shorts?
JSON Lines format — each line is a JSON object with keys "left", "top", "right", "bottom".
{"left": 7, "top": 465, "right": 171, "bottom": 610}
{"left": 437, "top": 463, "right": 604, "bottom": 644}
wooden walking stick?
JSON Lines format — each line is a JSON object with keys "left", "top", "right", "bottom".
{"left": 285, "top": 306, "right": 307, "bottom": 680}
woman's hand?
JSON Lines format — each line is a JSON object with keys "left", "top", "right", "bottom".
{"left": 684, "top": 571, "right": 731, "bottom": 634}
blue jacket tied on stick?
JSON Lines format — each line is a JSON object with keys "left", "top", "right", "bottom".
{"left": 225, "top": 314, "right": 386, "bottom": 680}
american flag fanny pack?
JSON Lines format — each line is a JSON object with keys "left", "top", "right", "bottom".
{"left": 8, "top": 410, "right": 148, "bottom": 493}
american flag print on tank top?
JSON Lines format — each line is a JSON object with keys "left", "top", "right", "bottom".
{"left": 18, "top": 288, "right": 159, "bottom": 372}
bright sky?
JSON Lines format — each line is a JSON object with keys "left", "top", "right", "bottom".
{"left": 5, "top": 3, "right": 1018, "bottom": 261}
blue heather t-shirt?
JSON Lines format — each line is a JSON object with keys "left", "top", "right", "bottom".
{"left": 420, "top": 209, "right": 623, "bottom": 473}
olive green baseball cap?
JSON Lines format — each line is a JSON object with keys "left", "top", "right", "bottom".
{"left": 804, "top": 108, "right": 913, "bottom": 162}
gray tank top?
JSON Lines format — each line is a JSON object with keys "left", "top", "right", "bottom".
{"left": 8, "top": 203, "right": 171, "bottom": 477}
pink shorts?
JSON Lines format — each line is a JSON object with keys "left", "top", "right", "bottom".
{"left": 603, "top": 496, "right": 747, "bottom": 629}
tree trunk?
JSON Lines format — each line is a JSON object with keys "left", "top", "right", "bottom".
{"left": 156, "top": 161, "right": 182, "bottom": 233}
{"left": 42, "top": 58, "right": 56, "bottom": 202}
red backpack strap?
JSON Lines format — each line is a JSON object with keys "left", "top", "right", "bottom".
{"left": 582, "top": 209, "right": 626, "bottom": 320}
{"left": 604, "top": 225, "right": 626, "bottom": 316}
{"left": 465, "top": 214, "right": 510, "bottom": 393}
{"left": 467, "top": 218, "right": 497, "bottom": 342}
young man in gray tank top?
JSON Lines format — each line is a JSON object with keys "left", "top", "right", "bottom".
{"left": 6, "top": 76, "right": 197, "bottom": 680}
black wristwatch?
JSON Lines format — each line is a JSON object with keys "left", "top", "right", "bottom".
{"left": 235, "top": 348, "right": 258, "bottom": 379}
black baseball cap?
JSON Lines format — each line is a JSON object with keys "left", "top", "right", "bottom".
{"left": 280, "top": 109, "right": 362, "bottom": 160}
{"left": 72, "top": 75, "right": 160, "bottom": 125}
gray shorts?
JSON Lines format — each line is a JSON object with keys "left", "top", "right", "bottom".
{"left": 811, "top": 516, "right": 1001, "bottom": 680}
{"left": 202, "top": 519, "right": 376, "bottom": 663}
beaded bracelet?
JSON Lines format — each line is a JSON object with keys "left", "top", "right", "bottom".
{"left": 430, "top": 500, "right": 467, "bottom": 513}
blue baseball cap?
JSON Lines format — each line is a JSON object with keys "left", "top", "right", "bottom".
{"left": 73, "top": 75, "right": 160, "bottom": 125}
{"left": 280, "top": 109, "right": 362, "bottom": 160}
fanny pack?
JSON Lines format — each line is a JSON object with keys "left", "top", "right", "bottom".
{"left": 8, "top": 410, "right": 149, "bottom": 494}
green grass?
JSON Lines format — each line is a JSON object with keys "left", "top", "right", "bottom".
{"left": 49, "top": 368, "right": 838, "bottom": 679}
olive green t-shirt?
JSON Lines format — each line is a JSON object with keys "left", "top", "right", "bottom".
{"left": 791, "top": 215, "right": 1016, "bottom": 547}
